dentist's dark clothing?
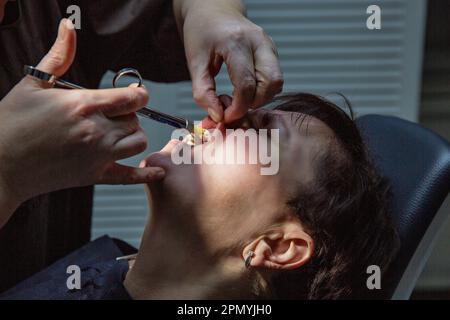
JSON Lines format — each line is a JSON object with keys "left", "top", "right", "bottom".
{"left": 1, "top": 236, "right": 133, "bottom": 299}
{"left": 0, "top": 0, "right": 189, "bottom": 292}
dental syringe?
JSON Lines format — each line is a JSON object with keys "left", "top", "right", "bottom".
{"left": 24, "top": 65, "right": 205, "bottom": 136}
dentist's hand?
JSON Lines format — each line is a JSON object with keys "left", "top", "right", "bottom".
{"left": 174, "top": 0, "right": 284, "bottom": 123}
{"left": 0, "top": 19, "right": 164, "bottom": 228}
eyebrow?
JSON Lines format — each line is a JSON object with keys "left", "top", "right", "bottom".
{"left": 252, "top": 110, "right": 312, "bottom": 136}
{"left": 288, "top": 112, "right": 312, "bottom": 136}
{"left": 265, "top": 111, "right": 289, "bottom": 131}
{"left": 258, "top": 111, "right": 305, "bottom": 140}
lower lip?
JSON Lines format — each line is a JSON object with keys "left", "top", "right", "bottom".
{"left": 145, "top": 153, "right": 170, "bottom": 169}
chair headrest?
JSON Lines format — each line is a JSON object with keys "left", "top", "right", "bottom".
{"left": 356, "top": 115, "right": 450, "bottom": 298}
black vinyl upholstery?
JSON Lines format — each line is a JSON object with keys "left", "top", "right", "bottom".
{"left": 356, "top": 115, "right": 450, "bottom": 299}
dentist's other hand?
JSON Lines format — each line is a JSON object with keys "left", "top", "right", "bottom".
{"left": 0, "top": 19, "right": 164, "bottom": 228}
{"left": 174, "top": 0, "right": 283, "bottom": 123}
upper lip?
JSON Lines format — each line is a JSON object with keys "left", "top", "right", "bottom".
{"left": 145, "top": 125, "right": 229, "bottom": 170}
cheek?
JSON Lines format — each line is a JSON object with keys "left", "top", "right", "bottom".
{"left": 196, "top": 168, "right": 284, "bottom": 248}
{"left": 148, "top": 163, "right": 200, "bottom": 211}
{"left": 196, "top": 162, "right": 275, "bottom": 229}
{"left": 200, "top": 162, "right": 262, "bottom": 194}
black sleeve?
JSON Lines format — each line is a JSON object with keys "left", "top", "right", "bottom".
{"left": 58, "top": 0, "right": 190, "bottom": 83}
{"left": 1, "top": 259, "right": 132, "bottom": 300}
{"left": 0, "top": 236, "right": 134, "bottom": 300}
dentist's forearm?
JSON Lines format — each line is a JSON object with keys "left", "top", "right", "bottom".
{"left": 173, "top": 0, "right": 246, "bottom": 33}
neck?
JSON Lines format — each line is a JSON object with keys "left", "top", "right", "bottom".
{"left": 123, "top": 212, "right": 253, "bottom": 299}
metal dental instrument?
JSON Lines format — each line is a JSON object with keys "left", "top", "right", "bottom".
{"left": 23, "top": 65, "right": 196, "bottom": 133}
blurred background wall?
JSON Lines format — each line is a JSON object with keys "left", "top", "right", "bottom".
{"left": 92, "top": 0, "right": 449, "bottom": 298}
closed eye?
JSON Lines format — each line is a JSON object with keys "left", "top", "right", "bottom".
{"left": 291, "top": 113, "right": 312, "bottom": 135}
{"left": 251, "top": 112, "right": 277, "bottom": 130}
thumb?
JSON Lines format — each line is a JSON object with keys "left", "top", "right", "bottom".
{"left": 190, "top": 55, "right": 224, "bottom": 123}
{"left": 219, "top": 94, "right": 233, "bottom": 109}
{"left": 36, "top": 19, "right": 76, "bottom": 78}
{"left": 200, "top": 95, "right": 232, "bottom": 129}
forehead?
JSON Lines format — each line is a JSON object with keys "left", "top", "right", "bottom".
{"left": 267, "top": 109, "right": 337, "bottom": 187}
{"left": 253, "top": 108, "right": 336, "bottom": 138}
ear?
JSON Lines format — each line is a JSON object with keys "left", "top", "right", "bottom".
{"left": 242, "top": 220, "right": 313, "bottom": 270}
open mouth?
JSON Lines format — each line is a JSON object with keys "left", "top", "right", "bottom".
{"left": 183, "top": 127, "right": 212, "bottom": 146}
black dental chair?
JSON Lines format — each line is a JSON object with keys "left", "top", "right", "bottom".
{"left": 356, "top": 115, "right": 450, "bottom": 299}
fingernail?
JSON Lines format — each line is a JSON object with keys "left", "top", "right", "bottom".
{"left": 58, "top": 19, "right": 68, "bottom": 41}
{"left": 58, "top": 19, "right": 74, "bottom": 42}
{"left": 208, "top": 107, "right": 222, "bottom": 123}
{"left": 64, "top": 18, "right": 74, "bottom": 31}
{"left": 139, "top": 160, "right": 146, "bottom": 168}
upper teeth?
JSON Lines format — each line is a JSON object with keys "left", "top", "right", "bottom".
{"left": 183, "top": 129, "right": 211, "bottom": 146}
{"left": 183, "top": 133, "right": 195, "bottom": 146}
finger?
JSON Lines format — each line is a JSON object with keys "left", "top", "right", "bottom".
{"left": 78, "top": 86, "right": 149, "bottom": 117}
{"left": 219, "top": 94, "right": 233, "bottom": 109}
{"left": 200, "top": 95, "right": 233, "bottom": 129}
{"left": 218, "top": 94, "right": 251, "bottom": 129}
{"left": 223, "top": 44, "right": 257, "bottom": 123}
{"left": 201, "top": 116, "right": 217, "bottom": 130}
{"left": 112, "top": 128, "right": 148, "bottom": 160}
{"left": 35, "top": 19, "right": 76, "bottom": 80}
{"left": 252, "top": 43, "right": 284, "bottom": 108}
{"left": 190, "top": 52, "right": 224, "bottom": 122}
{"left": 109, "top": 113, "right": 140, "bottom": 139}
{"left": 97, "top": 163, "right": 165, "bottom": 185}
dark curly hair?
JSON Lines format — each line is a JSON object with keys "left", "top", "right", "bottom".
{"left": 268, "top": 93, "right": 400, "bottom": 299}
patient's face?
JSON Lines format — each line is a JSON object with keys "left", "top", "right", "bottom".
{"left": 144, "top": 109, "right": 336, "bottom": 252}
